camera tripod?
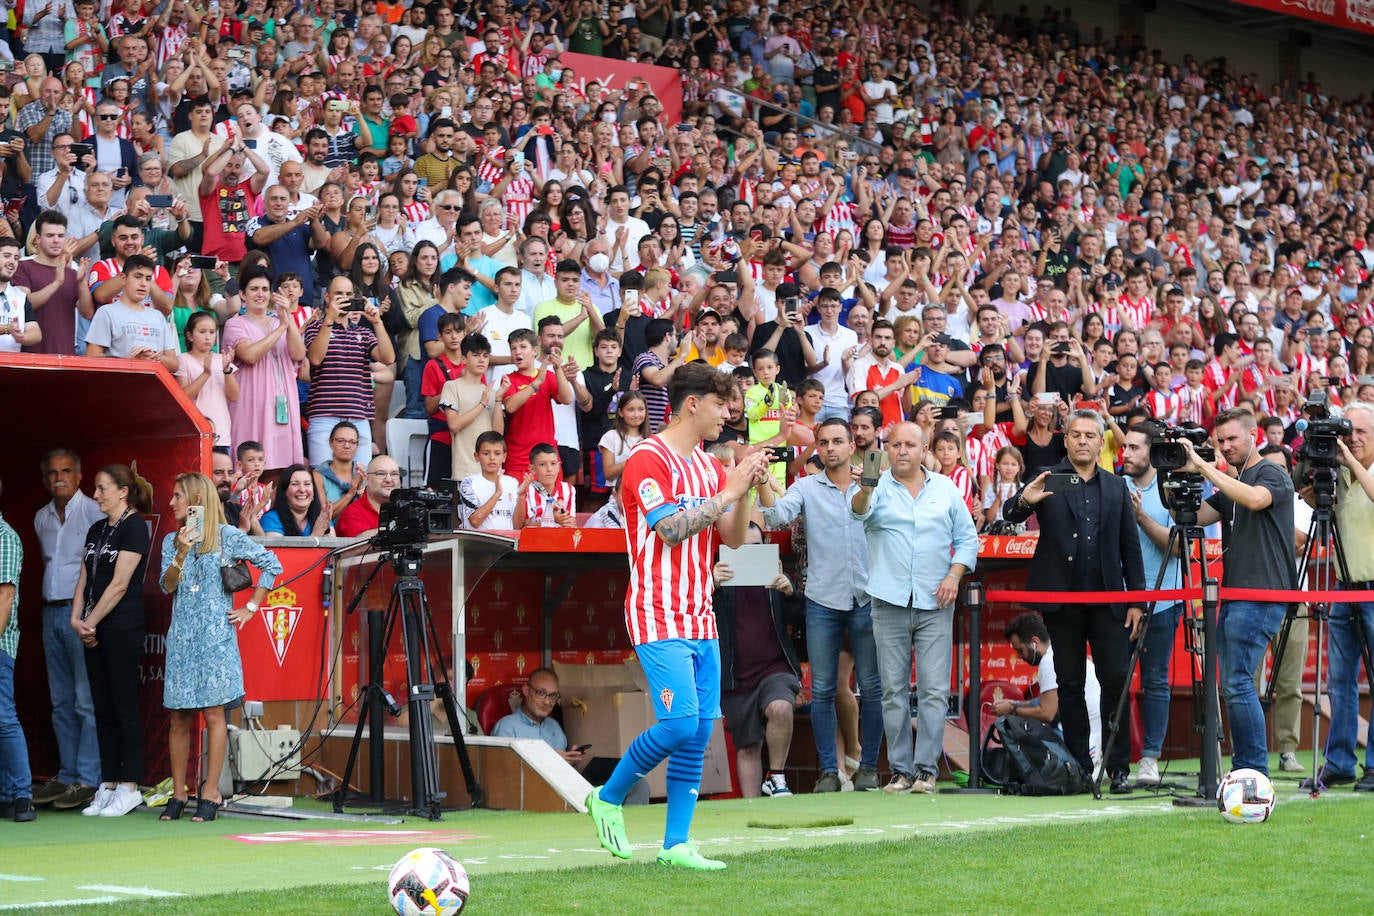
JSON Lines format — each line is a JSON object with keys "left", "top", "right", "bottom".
{"left": 334, "top": 547, "right": 484, "bottom": 819}
{"left": 1096, "top": 489, "right": 1222, "bottom": 805}
{"left": 1265, "top": 466, "right": 1372, "bottom": 796}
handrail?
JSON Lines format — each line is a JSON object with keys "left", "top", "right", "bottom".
{"left": 695, "top": 78, "right": 884, "bottom": 155}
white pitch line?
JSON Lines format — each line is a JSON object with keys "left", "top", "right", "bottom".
{"left": 0, "top": 898, "right": 122, "bottom": 910}
{"left": 77, "top": 885, "right": 184, "bottom": 898}
{"left": 0, "top": 876, "right": 42, "bottom": 882}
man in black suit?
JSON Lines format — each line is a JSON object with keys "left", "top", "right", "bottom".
{"left": 1004, "top": 408, "right": 1146, "bottom": 794}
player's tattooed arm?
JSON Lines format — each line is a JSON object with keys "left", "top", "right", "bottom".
{"left": 652, "top": 497, "right": 726, "bottom": 548}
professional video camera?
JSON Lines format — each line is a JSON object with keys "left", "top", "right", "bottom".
{"left": 1296, "top": 389, "right": 1352, "bottom": 468}
{"left": 1149, "top": 424, "right": 1214, "bottom": 472}
{"left": 376, "top": 488, "right": 455, "bottom": 549}
{"left": 1150, "top": 424, "right": 1214, "bottom": 518}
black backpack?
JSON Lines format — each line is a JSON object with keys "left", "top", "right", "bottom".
{"left": 980, "top": 714, "right": 1092, "bottom": 796}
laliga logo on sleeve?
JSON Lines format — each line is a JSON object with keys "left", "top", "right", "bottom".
{"left": 260, "top": 586, "right": 304, "bottom": 667}
{"left": 638, "top": 478, "right": 666, "bottom": 510}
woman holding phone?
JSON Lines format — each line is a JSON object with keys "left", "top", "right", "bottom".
{"left": 70, "top": 465, "right": 153, "bottom": 818}
{"left": 222, "top": 266, "right": 307, "bottom": 470}
{"left": 159, "top": 473, "right": 282, "bottom": 822}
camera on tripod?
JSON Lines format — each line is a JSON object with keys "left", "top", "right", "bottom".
{"left": 376, "top": 487, "right": 455, "bottom": 549}
{"left": 1149, "top": 424, "right": 1213, "bottom": 516}
{"left": 1296, "top": 390, "right": 1352, "bottom": 469}
{"left": 1149, "top": 423, "right": 1214, "bottom": 472}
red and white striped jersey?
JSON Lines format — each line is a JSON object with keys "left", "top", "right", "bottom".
{"left": 944, "top": 464, "right": 976, "bottom": 517}
{"left": 1119, "top": 295, "right": 1155, "bottom": 330}
{"left": 504, "top": 173, "right": 536, "bottom": 228}
{"left": 476, "top": 148, "right": 507, "bottom": 187}
{"left": 965, "top": 434, "right": 991, "bottom": 480}
{"left": 156, "top": 23, "right": 190, "bottom": 70}
{"left": 621, "top": 437, "right": 727, "bottom": 646}
{"left": 402, "top": 200, "right": 432, "bottom": 227}
{"left": 1202, "top": 359, "right": 1238, "bottom": 411}
{"left": 1177, "top": 383, "right": 1209, "bottom": 426}
{"left": 1289, "top": 353, "right": 1327, "bottom": 394}
{"left": 1144, "top": 389, "right": 1181, "bottom": 423}
{"left": 817, "top": 199, "right": 856, "bottom": 238}
{"left": 522, "top": 480, "right": 575, "bottom": 525}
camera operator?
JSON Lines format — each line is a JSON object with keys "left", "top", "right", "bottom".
{"left": 1003, "top": 408, "right": 1145, "bottom": 793}
{"left": 1120, "top": 422, "right": 1184, "bottom": 788}
{"left": 1177, "top": 407, "right": 1295, "bottom": 778}
{"left": 1305, "top": 401, "right": 1374, "bottom": 790}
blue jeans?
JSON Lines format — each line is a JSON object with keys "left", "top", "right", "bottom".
{"left": 805, "top": 598, "right": 882, "bottom": 772}
{"left": 1217, "top": 600, "right": 1287, "bottom": 775}
{"left": 0, "top": 650, "right": 32, "bottom": 802}
{"left": 871, "top": 599, "right": 954, "bottom": 777}
{"left": 1324, "top": 590, "right": 1374, "bottom": 776}
{"left": 816, "top": 405, "right": 851, "bottom": 424}
{"left": 1138, "top": 603, "right": 1183, "bottom": 759}
{"left": 43, "top": 603, "right": 100, "bottom": 786}
{"left": 401, "top": 358, "right": 428, "bottom": 420}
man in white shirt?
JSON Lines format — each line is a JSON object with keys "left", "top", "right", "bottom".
{"left": 600, "top": 186, "right": 651, "bottom": 273}
{"left": 30, "top": 447, "right": 105, "bottom": 810}
{"left": 234, "top": 100, "right": 301, "bottom": 188}
{"left": 806, "top": 287, "right": 858, "bottom": 422}
{"left": 477, "top": 266, "right": 532, "bottom": 381}
{"left": 0, "top": 240, "right": 40, "bottom": 352}
{"left": 992, "top": 612, "right": 1102, "bottom": 767}
{"left": 414, "top": 189, "right": 464, "bottom": 261}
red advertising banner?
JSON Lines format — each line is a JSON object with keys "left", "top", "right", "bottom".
{"left": 1230, "top": 0, "right": 1374, "bottom": 36}
{"left": 234, "top": 548, "right": 330, "bottom": 702}
{"left": 559, "top": 52, "right": 684, "bottom": 124}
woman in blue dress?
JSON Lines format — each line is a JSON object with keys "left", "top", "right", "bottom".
{"left": 158, "top": 472, "right": 282, "bottom": 822}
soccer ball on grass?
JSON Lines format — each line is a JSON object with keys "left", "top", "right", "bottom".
{"left": 1216, "top": 768, "right": 1276, "bottom": 824}
{"left": 387, "top": 847, "right": 469, "bottom": 915}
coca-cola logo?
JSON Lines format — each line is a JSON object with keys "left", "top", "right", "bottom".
{"left": 1001, "top": 537, "right": 1038, "bottom": 556}
{"left": 1348, "top": 0, "right": 1374, "bottom": 25}
{"left": 1279, "top": 0, "right": 1335, "bottom": 16}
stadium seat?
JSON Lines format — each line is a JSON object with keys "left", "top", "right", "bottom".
{"left": 476, "top": 683, "right": 522, "bottom": 735}
{"left": 385, "top": 418, "right": 430, "bottom": 488}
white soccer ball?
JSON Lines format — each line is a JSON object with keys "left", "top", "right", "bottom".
{"left": 1216, "top": 768, "right": 1276, "bottom": 824}
{"left": 387, "top": 847, "right": 470, "bottom": 915}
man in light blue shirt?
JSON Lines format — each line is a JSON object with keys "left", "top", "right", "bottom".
{"left": 851, "top": 422, "right": 978, "bottom": 794}
{"left": 759, "top": 418, "right": 882, "bottom": 792}
{"left": 1121, "top": 426, "right": 1185, "bottom": 789}
{"left": 490, "top": 668, "right": 584, "bottom": 764}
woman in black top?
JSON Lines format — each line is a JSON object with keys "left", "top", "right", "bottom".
{"left": 70, "top": 464, "right": 153, "bottom": 818}
{"left": 1010, "top": 394, "right": 1067, "bottom": 480}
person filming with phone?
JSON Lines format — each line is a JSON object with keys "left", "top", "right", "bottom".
{"left": 158, "top": 473, "right": 281, "bottom": 822}
{"left": 1003, "top": 408, "right": 1145, "bottom": 794}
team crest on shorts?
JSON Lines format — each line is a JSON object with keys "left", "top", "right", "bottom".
{"left": 660, "top": 687, "right": 674, "bottom": 712}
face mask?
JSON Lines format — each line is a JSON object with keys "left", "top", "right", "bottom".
{"left": 550, "top": 68, "right": 562, "bottom": 81}
{"left": 601, "top": 111, "right": 616, "bottom": 123}
{"left": 587, "top": 253, "right": 610, "bottom": 273}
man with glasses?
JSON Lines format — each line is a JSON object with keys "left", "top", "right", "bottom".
{"left": 336, "top": 455, "right": 402, "bottom": 538}
{"left": 414, "top": 190, "right": 464, "bottom": 261}
{"left": 491, "top": 667, "right": 586, "bottom": 762}
{"left": 36, "top": 133, "right": 94, "bottom": 217}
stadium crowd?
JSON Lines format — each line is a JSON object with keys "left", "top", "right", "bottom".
{"left": 3, "top": 0, "right": 1374, "bottom": 815}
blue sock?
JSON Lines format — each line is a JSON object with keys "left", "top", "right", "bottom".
{"left": 662, "top": 717, "right": 713, "bottom": 849}
{"left": 601, "top": 716, "right": 695, "bottom": 806}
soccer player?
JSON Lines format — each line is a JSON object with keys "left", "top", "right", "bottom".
{"left": 586, "top": 362, "right": 771, "bottom": 870}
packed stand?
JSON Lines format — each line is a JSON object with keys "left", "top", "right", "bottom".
{"left": 0, "top": 0, "right": 1368, "bottom": 526}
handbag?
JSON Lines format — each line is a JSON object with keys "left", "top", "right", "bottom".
{"left": 220, "top": 536, "right": 253, "bottom": 593}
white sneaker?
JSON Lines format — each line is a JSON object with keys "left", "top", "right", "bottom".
{"left": 760, "top": 773, "right": 792, "bottom": 797}
{"left": 1279, "top": 752, "right": 1303, "bottom": 773}
{"left": 1135, "top": 757, "right": 1161, "bottom": 787}
{"left": 81, "top": 785, "right": 116, "bottom": 816}
{"left": 99, "top": 785, "right": 144, "bottom": 817}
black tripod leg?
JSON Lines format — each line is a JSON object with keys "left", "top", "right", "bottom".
{"left": 397, "top": 580, "right": 444, "bottom": 820}
{"left": 421, "top": 596, "right": 485, "bottom": 807}
{"left": 1263, "top": 608, "right": 1297, "bottom": 709}
{"left": 335, "top": 604, "right": 398, "bottom": 812}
